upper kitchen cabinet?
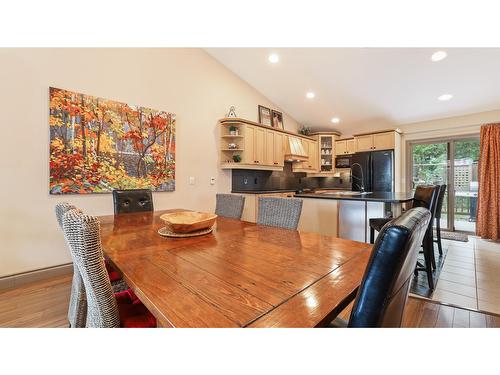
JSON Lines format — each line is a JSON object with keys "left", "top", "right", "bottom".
{"left": 220, "top": 118, "right": 315, "bottom": 171}
{"left": 353, "top": 130, "right": 400, "bottom": 152}
{"left": 335, "top": 138, "right": 355, "bottom": 155}
{"left": 310, "top": 132, "right": 341, "bottom": 175}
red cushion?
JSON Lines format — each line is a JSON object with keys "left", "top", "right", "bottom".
{"left": 115, "top": 289, "right": 156, "bottom": 328}
{"left": 105, "top": 259, "right": 122, "bottom": 282}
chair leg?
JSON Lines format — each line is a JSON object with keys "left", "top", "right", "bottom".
{"left": 436, "top": 219, "right": 443, "bottom": 256}
{"left": 370, "top": 227, "right": 375, "bottom": 244}
{"left": 423, "top": 232, "right": 435, "bottom": 290}
{"left": 430, "top": 235, "right": 436, "bottom": 270}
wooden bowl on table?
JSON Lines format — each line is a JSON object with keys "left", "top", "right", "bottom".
{"left": 160, "top": 211, "right": 217, "bottom": 234}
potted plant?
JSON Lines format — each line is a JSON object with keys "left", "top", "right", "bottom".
{"left": 232, "top": 154, "right": 242, "bottom": 163}
{"left": 299, "top": 126, "right": 311, "bottom": 136}
{"left": 229, "top": 126, "right": 239, "bottom": 136}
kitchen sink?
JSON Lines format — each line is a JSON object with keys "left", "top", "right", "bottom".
{"left": 319, "top": 191, "right": 372, "bottom": 196}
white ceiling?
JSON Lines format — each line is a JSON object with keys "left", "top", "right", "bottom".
{"left": 206, "top": 48, "right": 500, "bottom": 136}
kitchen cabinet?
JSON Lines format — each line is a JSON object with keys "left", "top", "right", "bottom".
{"left": 354, "top": 131, "right": 396, "bottom": 152}
{"left": 220, "top": 118, "right": 315, "bottom": 171}
{"left": 355, "top": 134, "right": 374, "bottom": 152}
{"left": 335, "top": 138, "right": 355, "bottom": 155}
{"left": 264, "top": 129, "right": 274, "bottom": 166}
{"left": 273, "top": 132, "right": 284, "bottom": 167}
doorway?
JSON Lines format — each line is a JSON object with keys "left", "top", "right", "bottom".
{"left": 409, "top": 136, "right": 480, "bottom": 233}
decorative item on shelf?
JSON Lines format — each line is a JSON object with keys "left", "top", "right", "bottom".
{"left": 229, "top": 125, "right": 239, "bottom": 136}
{"left": 299, "top": 125, "right": 311, "bottom": 136}
{"left": 258, "top": 105, "right": 272, "bottom": 126}
{"left": 228, "top": 142, "right": 238, "bottom": 149}
{"left": 271, "top": 110, "right": 284, "bottom": 129}
{"left": 226, "top": 105, "right": 237, "bottom": 118}
{"left": 232, "top": 154, "right": 242, "bottom": 163}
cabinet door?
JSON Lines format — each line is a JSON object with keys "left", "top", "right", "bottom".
{"left": 273, "top": 132, "right": 284, "bottom": 166}
{"left": 254, "top": 127, "right": 265, "bottom": 164}
{"left": 335, "top": 140, "right": 347, "bottom": 155}
{"left": 264, "top": 129, "right": 274, "bottom": 165}
{"left": 373, "top": 132, "right": 395, "bottom": 150}
{"left": 346, "top": 139, "right": 356, "bottom": 154}
{"left": 308, "top": 140, "right": 318, "bottom": 170}
{"left": 355, "top": 135, "right": 373, "bottom": 152}
{"left": 243, "top": 125, "right": 255, "bottom": 164}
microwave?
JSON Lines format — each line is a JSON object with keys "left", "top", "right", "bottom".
{"left": 335, "top": 155, "right": 352, "bottom": 169}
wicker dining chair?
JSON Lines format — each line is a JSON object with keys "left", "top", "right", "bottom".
{"left": 257, "top": 197, "right": 303, "bottom": 230}
{"left": 215, "top": 193, "right": 245, "bottom": 219}
{"left": 62, "top": 208, "right": 156, "bottom": 328}
{"left": 55, "top": 202, "right": 87, "bottom": 328}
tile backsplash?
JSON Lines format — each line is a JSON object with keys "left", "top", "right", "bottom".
{"left": 231, "top": 163, "right": 351, "bottom": 192}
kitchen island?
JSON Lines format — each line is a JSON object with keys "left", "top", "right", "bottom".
{"left": 295, "top": 191, "right": 414, "bottom": 242}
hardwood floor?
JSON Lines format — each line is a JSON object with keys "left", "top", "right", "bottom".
{"left": 1, "top": 273, "right": 499, "bottom": 328}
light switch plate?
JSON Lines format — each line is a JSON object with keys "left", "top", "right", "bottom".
{"left": 189, "top": 177, "right": 195, "bottom": 185}
{"left": 210, "top": 177, "right": 216, "bottom": 185}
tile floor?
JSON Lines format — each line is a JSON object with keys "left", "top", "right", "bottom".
{"left": 430, "top": 236, "right": 500, "bottom": 315}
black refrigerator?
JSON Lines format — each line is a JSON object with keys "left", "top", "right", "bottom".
{"left": 351, "top": 150, "right": 394, "bottom": 192}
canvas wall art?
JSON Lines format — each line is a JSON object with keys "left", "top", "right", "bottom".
{"left": 49, "top": 87, "right": 176, "bottom": 194}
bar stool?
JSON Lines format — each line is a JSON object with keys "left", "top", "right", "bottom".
{"left": 433, "top": 184, "right": 447, "bottom": 256}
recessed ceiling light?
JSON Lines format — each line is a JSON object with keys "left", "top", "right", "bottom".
{"left": 268, "top": 53, "right": 279, "bottom": 63}
{"left": 438, "top": 94, "right": 453, "bottom": 101}
{"left": 306, "top": 92, "right": 315, "bottom": 99}
{"left": 431, "top": 51, "right": 447, "bottom": 62}
{"left": 331, "top": 117, "right": 340, "bottom": 124}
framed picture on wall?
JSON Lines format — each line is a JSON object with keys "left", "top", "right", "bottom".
{"left": 258, "top": 105, "right": 272, "bottom": 126}
{"left": 271, "top": 110, "right": 284, "bottom": 129}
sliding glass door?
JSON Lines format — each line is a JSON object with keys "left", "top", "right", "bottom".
{"left": 409, "top": 136, "right": 480, "bottom": 233}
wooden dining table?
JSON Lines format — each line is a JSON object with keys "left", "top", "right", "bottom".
{"left": 98, "top": 209, "right": 373, "bottom": 328}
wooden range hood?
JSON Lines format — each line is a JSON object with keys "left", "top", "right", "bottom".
{"left": 284, "top": 136, "right": 308, "bottom": 162}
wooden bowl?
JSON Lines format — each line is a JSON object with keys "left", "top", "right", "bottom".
{"left": 160, "top": 211, "right": 217, "bottom": 234}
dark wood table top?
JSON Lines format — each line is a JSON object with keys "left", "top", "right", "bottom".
{"left": 98, "top": 209, "right": 372, "bottom": 328}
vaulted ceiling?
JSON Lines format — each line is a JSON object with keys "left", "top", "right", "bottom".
{"left": 206, "top": 48, "right": 500, "bottom": 136}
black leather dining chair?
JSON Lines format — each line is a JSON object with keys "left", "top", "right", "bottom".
{"left": 112, "top": 189, "right": 154, "bottom": 214}
{"left": 433, "top": 184, "right": 447, "bottom": 256}
{"left": 333, "top": 207, "right": 431, "bottom": 327}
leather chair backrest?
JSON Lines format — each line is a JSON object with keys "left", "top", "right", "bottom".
{"left": 348, "top": 207, "right": 431, "bottom": 327}
{"left": 434, "top": 185, "right": 447, "bottom": 220}
{"left": 112, "top": 189, "right": 153, "bottom": 214}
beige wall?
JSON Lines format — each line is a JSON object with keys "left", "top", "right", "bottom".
{"left": 398, "top": 109, "right": 500, "bottom": 190}
{"left": 0, "top": 48, "right": 300, "bottom": 278}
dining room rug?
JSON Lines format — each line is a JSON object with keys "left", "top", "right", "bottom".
{"left": 434, "top": 230, "right": 468, "bottom": 242}
{"left": 410, "top": 245, "right": 448, "bottom": 299}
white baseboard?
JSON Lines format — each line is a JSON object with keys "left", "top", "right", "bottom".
{"left": 0, "top": 263, "right": 73, "bottom": 291}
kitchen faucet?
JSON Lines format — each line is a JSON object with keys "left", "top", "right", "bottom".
{"left": 350, "top": 162, "right": 365, "bottom": 192}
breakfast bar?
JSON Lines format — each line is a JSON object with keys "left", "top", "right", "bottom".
{"left": 295, "top": 191, "right": 414, "bottom": 243}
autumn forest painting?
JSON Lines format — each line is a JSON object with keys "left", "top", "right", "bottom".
{"left": 49, "top": 87, "right": 175, "bottom": 194}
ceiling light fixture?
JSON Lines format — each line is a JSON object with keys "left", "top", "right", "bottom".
{"left": 431, "top": 51, "right": 447, "bottom": 62}
{"left": 331, "top": 117, "right": 340, "bottom": 124}
{"left": 268, "top": 53, "right": 279, "bottom": 63}
{"left": 438, "top": 94, "right": 453, "bottom": 101}
{"left": 306, "top": 92, "right": 315, "bottom": 99}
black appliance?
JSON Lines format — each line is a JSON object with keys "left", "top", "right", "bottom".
{"left": 351, "top": 150, "right": 394, "bottom": 192}
{"left": 335, "top": 154, "right": 352, "bottom": 169}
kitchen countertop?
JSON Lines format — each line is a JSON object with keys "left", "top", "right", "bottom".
{"left": 231, "top": 188, "right": 349, "bottom": 194}
{"left": 295, "top": 191, "right": 414, "bottom": 203}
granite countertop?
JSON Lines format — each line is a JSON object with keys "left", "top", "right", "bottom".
{"left": 231, "top": 188, "right": 348, "bottom": 194}
{"left": 295, "top": 191, "right": 414, "bottom": 203}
